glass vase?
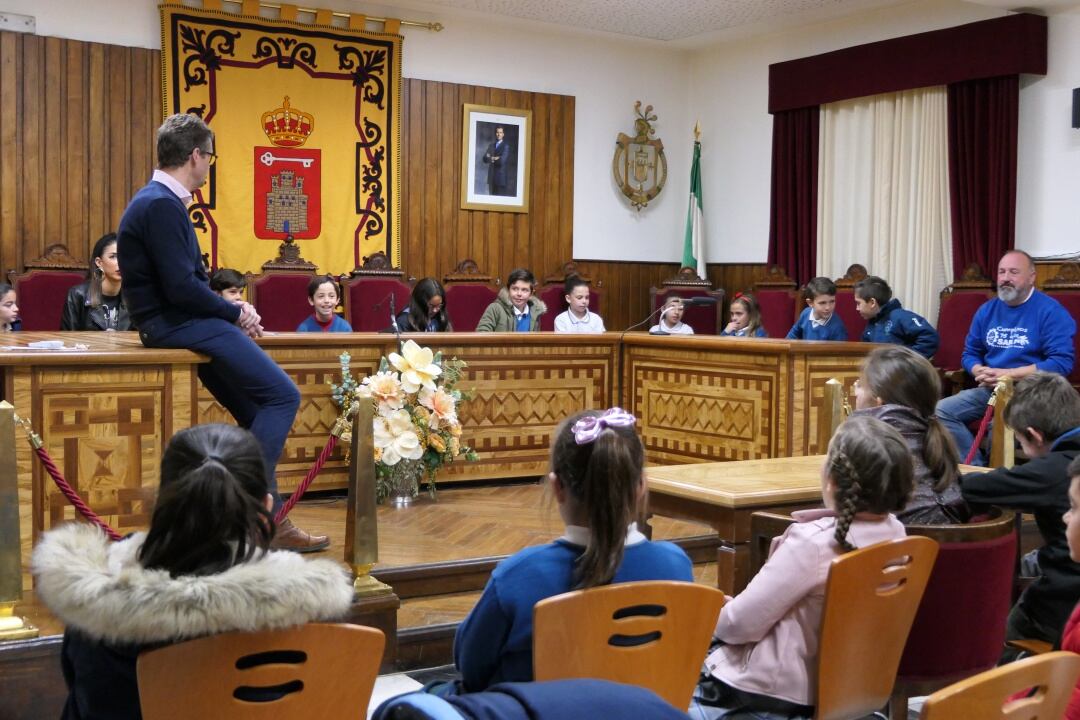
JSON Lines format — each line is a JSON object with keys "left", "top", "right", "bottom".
{"left": 387, "top": 458, "right": 424, "bottom": 507}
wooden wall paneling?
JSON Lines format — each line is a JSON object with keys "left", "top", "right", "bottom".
{"left": 404, "top": 78, "right": 424, "bottom": 273}
{"left": 558, "top": 96, "right": 575, "bottom": 280}
{"left": 529, "top": 91, "right": 549, "bottom": 275}
{"left": 484, "top": 87, "right": 505, "bottom": 277}
{"left": 453, "top": 85, "right": 472, "bottom": 272}
{"left": 399, "top": 78, "right": 411, "bottom": 266}
{"left": 440, "top": 81, "right": 459, "bottom": 279}
{"left": 87, "top": 41, "right": 108, "bottom": 244}
{"left": 107, "top": 45, "right": 131, "bottom": 239}
{"left": 44, "top": 38, "right": 64, "bottom": 248}
{"left": 20, "top": 35, "right": 42, "bottom": 266}
{"left": 423, "top": 80, "right": 441, "bottom": 278}
{"left": 0, "top": 31, "right": 20, "bottom": 274}
{"left": 64, "top": 41, "right": 87, "bottom": 253}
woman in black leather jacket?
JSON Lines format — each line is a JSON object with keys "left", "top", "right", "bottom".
{"left": 61, "top": 233, "right": 132, "bottom": 331}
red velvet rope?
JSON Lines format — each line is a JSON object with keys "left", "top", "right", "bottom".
{"left": 33, "top": 446, "right": 124, "bottom": 541}
{"left": 274, "top": 434, "right": 339, "bottom": 523}
{"left": 964, "top": 403, "right": 996, "bottom": 466}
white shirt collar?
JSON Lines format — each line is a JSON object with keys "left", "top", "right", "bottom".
{"left": 559, "top": 522, "right": 646, "bottom": 547}
{"left": 567, "top": 311, "right": 593, "bottom": 325}
{"left": 151, "top": 169, "right": 193, "bottom": 206}
{"left": 512, "top": 304, "right": 528, "bottom": 318}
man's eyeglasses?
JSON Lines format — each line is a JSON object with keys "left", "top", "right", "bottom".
{"left": 197, "top": 148, "right": 218, "bottom": 166}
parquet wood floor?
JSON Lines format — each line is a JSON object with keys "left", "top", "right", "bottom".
{"left": 15, "top": 483, "right": 713, "bottom": 637}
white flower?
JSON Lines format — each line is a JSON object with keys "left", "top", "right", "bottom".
{"left": 373, "top": 409, "right": 424, "bottom": 465}
{"left": 419, "top": 386, "right": 457, "bottom": 429}
{"left": 359, "top": 371, "right": 405, "bottom": 413}
{"left": 389, "top": 340, "right": 441, "bottom": 393}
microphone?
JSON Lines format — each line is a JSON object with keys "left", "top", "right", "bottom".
{"left": 390, "top": 293, "right": 399, "bottom": 333}
{"left": 682, "top": 296, "right": 717, "bottom": 306}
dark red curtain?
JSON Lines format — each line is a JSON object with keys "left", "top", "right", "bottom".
{"left": 947, "top": 75, "right": 1018, "bottom": 280}
{"left": 768, "top": 107, "right": 819, "bottom": 286}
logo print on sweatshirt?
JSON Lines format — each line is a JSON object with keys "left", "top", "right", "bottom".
{"left": 986, "top": 326, "right": 1030, "bottom": 349}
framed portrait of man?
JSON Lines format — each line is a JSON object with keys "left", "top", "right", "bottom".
{"left": 460, "top": 104, "right": 531, "bottom": 212}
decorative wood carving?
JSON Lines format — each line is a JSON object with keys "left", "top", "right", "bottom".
{"left": 942, "top": 262, "right": 994, "bottom": 294}
{"left": 261, "top": 235, "right": 317, "bottom": 271}
{"left": 754, "top": 265, "right": 797, "bottom": 291}
{"left": 443, "top": 259, "right": 494, "bottom": 285}
{"left": 543, "top": 261, "right": 600, "bottom": 288}
{"left": 22, "top": 244, "right": 87, "bottom": 271}
{"left": 661, "top": 266, "right": 712, "bottom": 289}
{"left": 834, "top": 263, "right": 868, "bottom": 289}
{"left": 1044, "top": 261, "right": 1080, "bottom": 290}
{"left": 351, "top": 251, "right": 404, "bottom": 279}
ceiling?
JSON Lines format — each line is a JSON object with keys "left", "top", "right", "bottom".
{"left": 390, "top": 0, "right": 1080, "bottom": 45}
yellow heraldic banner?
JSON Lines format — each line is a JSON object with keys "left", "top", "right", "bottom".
{"left": 160, "top": 4, "right": 402, "bottom": 273}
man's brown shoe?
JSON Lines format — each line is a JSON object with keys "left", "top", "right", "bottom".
{"left": 271, "top": 517, "right": 330, "bottom": 553}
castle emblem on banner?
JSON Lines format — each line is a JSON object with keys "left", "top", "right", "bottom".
{"left": 254, "top": 96, "right": 322, "bottom": 238}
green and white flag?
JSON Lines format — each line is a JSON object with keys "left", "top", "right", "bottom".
{"left": 682, "top": 140, "right": 704, "bottom": 279}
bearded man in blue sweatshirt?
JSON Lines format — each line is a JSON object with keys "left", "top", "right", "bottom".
{"left": 936, "top": 250, "right": 1076, "bottom": 465}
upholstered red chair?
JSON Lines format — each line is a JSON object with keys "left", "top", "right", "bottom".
{"left": 833, "top": 263, "right": 869, "bottom": 341}
{"left": 889, "top": 510, "right": 1018, "bottom": 717}
{"left": 933, "top": 265, "right": 994, "bottom": 394}
{"left": 7, "top": 244, "right": 88, "bottom": 330}
{"left": 649, "top": 267, "right": 724, "bottom": 335}
{"left": 343, "top": 252, "right": 412, "bottom": 332}
{"left": 246, "top": 269, "right": 318, "bottom": 332}
{"left": 538, "top": 262, "right": 603, "bottom": 331}
{"left": 753, "top": 265, "right": 799, "bottom": 339}
{"left": 1043, "top": 261, "right": 1080, "bottom": 391}
{"left": 442, "top": 259, "right": 498, "bottom": 332}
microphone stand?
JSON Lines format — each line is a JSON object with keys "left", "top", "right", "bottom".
{"left": 617, "top": 304, "right": 669, "bottom": 407}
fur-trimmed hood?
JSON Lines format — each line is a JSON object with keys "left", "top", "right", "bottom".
{"left": 495, "top": 286, "right": 547, "bottom": 316}
{"left": 32, "top": 522, "right": 355, "bottom": 645}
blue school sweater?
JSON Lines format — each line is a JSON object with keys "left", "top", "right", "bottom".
{"left": 961, "top": 291, "right": 1076, "bottom": 376}
{"left": 453, "top": 535, "right": 693, "bottom": 692}
{"left": 786, "top": 307, "right": 848, "bottom": 341}
{"left": 861, "top": 299, "right": 939, "bottom": 359}
{"left": 721, "top": 326, "right": 768, "bottom": 337}
{"left": 296, "top": 314, "right": 353, "bottom": 333}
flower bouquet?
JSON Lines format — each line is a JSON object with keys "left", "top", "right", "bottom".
{"left": 330, "top": 340, "right": 477, "bottom": 503}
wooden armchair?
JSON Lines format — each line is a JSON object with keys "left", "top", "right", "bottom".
{"left": 244, "top": 237, "right": 318, "bottom": 332}
{"left": 344, "top": 252, "right": 412, "bottom": 332}
{"left": 442, "top": 259, "right": 498, "bottom": 332}
{"left": 537, "top": 261, "right": 603, "bottom": 331}
{"left": 815, "top": 536, "right": 938, "bottom": 720}
{"left": 7, "top": 244, "right": 87, "bottom": 330}
{"left": 933, "top": 264, "right": 994, "bottom": 395}
{"left": 753, "top": 265, "right": 800, "bottom": 340}
{"left": 137, "top": 623, "right": 384, "bottom": 719}
{"left": 832, "top": 263, "right": 868, "bottom": 341}
{"left": 1043, "top": 261, "right": 1080, "bottom": 392}
{"left": 648, "top": 267, "right": 725, "bottom": 335}
{"left": 918, "top": 651, "right": 1080, "bottom": 720}
{"left": 533, "top": 580, "right": 724, "bottom": 708}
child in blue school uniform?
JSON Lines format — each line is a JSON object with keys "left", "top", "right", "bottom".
{"left": 0, "top": 282, "right": 19, "bottom": 331}
{"left": 786, "top": 277, "right": 847, "bottom": 341}
{"left": 855, "top": 276, "right": 938, "bottom": 359}
{"left": 721, "top": 293, "right": 767, "bottom": 337}
{"left": 451, "top": 407, "right": 693, "bottom": 693}
{"left": 296, "top": 274, "right": 352, "bottom": 333}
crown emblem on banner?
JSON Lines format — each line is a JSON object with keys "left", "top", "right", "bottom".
{"left": 261, "top": 96, "right": 314, "bottom": 147}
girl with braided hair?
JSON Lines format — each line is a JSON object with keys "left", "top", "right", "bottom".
{"left": 691, "top": 416, "right": 913, "bottom": 719}
{"left": 451, "top": 408, "right": 693, "bottom": 693}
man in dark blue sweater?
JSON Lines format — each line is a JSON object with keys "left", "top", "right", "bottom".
{"left": 117, "top": 113, "right": 327, "bottom": 551}
{"left": 936, "top": 250, "right": 1077, "bottom": 465}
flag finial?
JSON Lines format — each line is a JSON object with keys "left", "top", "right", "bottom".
{"left": 693, "top": 121, "right": 701, "bottom": 142}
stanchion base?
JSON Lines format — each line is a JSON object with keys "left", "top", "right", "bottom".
{"left": 352, "top": 563, "right": 394, "bottom": 598}
{"left": 0, "top": 614, "right": 39, "bottom": 642}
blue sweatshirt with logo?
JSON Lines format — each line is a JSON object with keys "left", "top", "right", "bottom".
{"left": 961, "top": 290, "right": 1076, "bottom": 376}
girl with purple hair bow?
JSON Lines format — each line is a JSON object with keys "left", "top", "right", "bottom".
{"left": 448, "top": 407, "right": 694, "bottom": 694}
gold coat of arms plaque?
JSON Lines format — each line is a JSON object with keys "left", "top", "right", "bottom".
{"left": 613, "top": 101, "right": 667, "bottom": 211}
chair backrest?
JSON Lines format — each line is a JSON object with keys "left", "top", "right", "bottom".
{"left": 538, "top": 263, "right": 603, "bottom": 331}
{"left": 649, "top": 267, "right": 725, "bottom": 335}
{"left": 137, "top": 623, "right": 384, "bottom": 720}
{"left": 898, "top": 511, "right": 1017, "bottom": 682}
{"left": 441, "top": 259, "right": 498, "bottom": 331}
{"left": 344, "top": 275, "right": 413, "bottom": 331}
{"left": 754, "top": 265, "right": 800, "bottom": 339}
{"left": 918, "top": 651, "right": 1080, "bottom": 720}
{"left": 1043, "top": 263, "right": 1080, "bottom": 389}
{"left": 8, "top": 268, "right": 87, "bottom": 331}
{"left": 833, "top": 263, "right": 868, "bottom": 341}
{"left": 816, "top": 536, "right": 938, "bottom": 720}
{"left": 533, "top": 580, "right": 725, "bottom": 708}
{"left": 246, "top": 269, "right": 317, "bottom": 332}
{"left": 933, "top": 266, "right": 994, "bottom": 373}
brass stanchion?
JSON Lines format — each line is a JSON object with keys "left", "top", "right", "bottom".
{"left": 989, "top": 376, "right": 1015, "bottom": 469}
{"left": 817, "top": 378, "right": 849, "bottom": 452}
{"left": 0, "top": 401, "right": 38, "bottom": 641}
{"left": 344, "top": 401, "right": 392, "bottom": 597}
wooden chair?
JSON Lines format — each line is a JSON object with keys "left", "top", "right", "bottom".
{"left": 533, "top": 580, "right": 724, "bottom": 708}
{"left": 7, "top": 243, "right": 87, "bottom": 330}
{"left": 1043, "top": 261, "right": 1080, "bottom": 392}
{"left": 137, "top": 623, "right": 384, "bottom": 719}
{"left": 753, "top": 265, "right": 800, "bottom": 339}
{"left": 244, "top": 237, "right": 318, "bottom": 332}
{"left": 537, "top": 261, "right": 603, "bottom": 331}
{"left": 649, "top": 267, "right": 725, "bottom": 335}
{"left": 816, "top": 536, "right": 938, "bottom": 720}
{"left": 832, "top": 263, "right": 868, "bottom": 341}
{"left": 343, "top": 252, "right": 412, "bottom": 332}
{"left": 933, "top": 264, "right": 994, "bottom": 395}
{"left": 918, "top": 651, "right": 1080, "bottom": 720}
{"left": 442, "top": 259, "right": 498, "bottom": 332}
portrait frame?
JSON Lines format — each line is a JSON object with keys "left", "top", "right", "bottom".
{"left": 460, "top": 104, "right": 531, "bottom": 213}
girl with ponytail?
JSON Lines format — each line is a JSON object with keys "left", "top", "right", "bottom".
{"left": 452, "top": 408, "right": 693, "bottom": 693}
{"left": 853, "top": 345, "right": 970, "bottom": 524}
{"left": 692, "top": 416, "right": 913, "bottom": 719}
{"left": 32, "top": 424, "right": 354, "bottom": 720}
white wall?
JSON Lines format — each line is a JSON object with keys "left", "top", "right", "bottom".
{"left": 4, "top": 0, "right": 1076, "bottom": 262}
{"left": 0, "top": 0, "right": 691, "bottom": 263}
